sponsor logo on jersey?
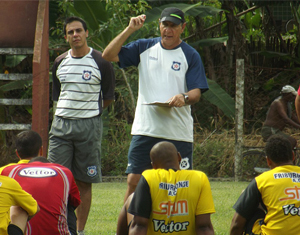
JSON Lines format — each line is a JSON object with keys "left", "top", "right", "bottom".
{"left": 274, "top": 172, "right": 300, "bottom": 183}
{"left": 282, "top": 204, "right": 300, "bottom": 216}
{"left": 82, "top": 70, "right": 92, "bottom": 80}
{"left": 153, "top": 200, "right": 188, "bottom": 218}
{"left": 153, "top": 219, "right": 189, "bottom": 233}
{"left": 171, "top": 61, "right": 181, "bottom": 71}
{"left": 18, "top": 167, "right": 57, "bottom": 178}
{"left": 0, "top": 182, "right": 2, "bottom": 187}
{"left": 87, "top": 166, "right": 97, "bottom": 177}
{"left": 280, "top": 186, "right": 300, "bottom": 201}
{"left": 159, "top": 181, "right": 189, "bottom": 196}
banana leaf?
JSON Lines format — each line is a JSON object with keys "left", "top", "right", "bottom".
{"left": 73, "top": 0, "right": 108, "bottom": 32}
{"left": 190, "top": 37, "right": 228, "bottom": 47}
{"left": 203, "top": 79, "right": 235, "bottom": 118}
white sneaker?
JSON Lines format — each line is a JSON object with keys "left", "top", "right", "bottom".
{"left": 77, "top": 231, "right": 85, "bottom": 235}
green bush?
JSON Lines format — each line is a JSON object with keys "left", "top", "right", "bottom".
{"left": 193, "top": 136, "right": 235, "bottom": 177}
{"left": 101, "top": 118, "right": 131, "bottom": 176}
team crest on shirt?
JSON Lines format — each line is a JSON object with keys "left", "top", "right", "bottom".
{"left": 171, "top": 61, "right": 181, "bottom": 71}
{"left": 87, "top": 166, "right": 97, "bottom": 177}
{"left": 82, "top": 70, "right": 92, "bottom": 80}
{"left": 180, "top": 158, "right": 190, "bottom": 170}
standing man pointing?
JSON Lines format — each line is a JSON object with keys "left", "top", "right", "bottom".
{"left": 102, "top": 7, "right": 208, "bottom": 202}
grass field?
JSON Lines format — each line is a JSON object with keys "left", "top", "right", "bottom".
{"left": 84, "top": 180, "right": 249, "bottom": 235}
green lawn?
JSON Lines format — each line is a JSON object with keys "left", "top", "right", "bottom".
{"left": 85, "top": 181, "right": 249, "bottom": 235}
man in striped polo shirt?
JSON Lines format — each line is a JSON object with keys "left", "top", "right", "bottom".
{"left": 48, "top": 16, "right": 115, "bottom": 235}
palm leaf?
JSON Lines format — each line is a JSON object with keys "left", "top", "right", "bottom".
{"left": 253, "top": 50, "right": 300, "bottom": 64}
{"left": 190, "top": 36, "right": 228, "bottom": 47}
{"left": 203, "top": 79, "right": 235, "bottom": 118}
{"left": 0, "top": 80, "right": 32, "bottom": 92}
{"left": 73, "top": 0, "right": 108, "bottom": 32}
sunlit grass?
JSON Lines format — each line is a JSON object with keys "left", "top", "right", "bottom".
{"left": 85, "top": 180, "right": 249, "bottom": 235}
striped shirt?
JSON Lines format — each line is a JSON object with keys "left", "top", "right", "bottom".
{"left": 52, "top": 48, "right": 115, "bottom": 119}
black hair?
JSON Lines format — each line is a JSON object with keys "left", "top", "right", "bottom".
{"left": 265, "top": 135, "right": 293, "bottom": 164}
{"left": 29, "top": 156, "right": 49, "bottom": 163}
{"left": 15, "top": 130, "right": 42, "bottom": 159}
{"left": 63, "top": 16, "right": 87, "bottom": 35}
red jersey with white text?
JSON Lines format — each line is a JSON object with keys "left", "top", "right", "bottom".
{"left": 1, "top": 162, "right": 81, "bottom": 235}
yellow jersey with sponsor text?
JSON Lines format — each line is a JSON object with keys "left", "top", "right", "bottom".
{"left": 256, "top": 165, "right": 300, "bottom": 235}
{"left": 143, "top": 169, "right": 215, "bottom": 234}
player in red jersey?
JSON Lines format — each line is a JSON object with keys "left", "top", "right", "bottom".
{"left": 2, "top": 156, "right": 81, "bottom": 235}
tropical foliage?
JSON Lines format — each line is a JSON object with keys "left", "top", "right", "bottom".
{"left": 1, "top": 0, "right": 300, "bottom": 177}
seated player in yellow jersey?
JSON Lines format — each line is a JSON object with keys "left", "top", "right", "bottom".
{"left": 230, "top": 134, "right": 300, "bottom": 235}
{"left": 116, "top": 141, "right": 215, "bottom": 235}
{"left": 0, "top": 175, "right": 39, "bottom": 235}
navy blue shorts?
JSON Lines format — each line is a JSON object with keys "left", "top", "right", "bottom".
{"left": 125, "top": 135, "right": 193, "bottom": 174}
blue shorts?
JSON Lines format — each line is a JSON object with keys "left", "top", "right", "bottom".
{"left": 126, "top": 135, "right": 193, "bottom": 174}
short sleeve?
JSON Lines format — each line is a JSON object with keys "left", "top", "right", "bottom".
{"left": 128, "top": 175, "right": 152, "bottom": 218}
{"left": 233, "top": 179, "right": 262, "bottom": 220}
{"left": 10, "top": 179, "right": 38, "bottom": 216}
{"left": 195, "top": 173, "right": 215, "bottom": 215}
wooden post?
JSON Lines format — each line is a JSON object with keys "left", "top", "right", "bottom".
{"left": 32, "top": 0, "right": 49, "bottom": 157}
{"left": 235, "top": 59, "right": 244, "bottom": 181}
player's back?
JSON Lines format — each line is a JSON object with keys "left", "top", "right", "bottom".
{"left": 143, "top": 169, "right": 215, "bottom": 234}
{"left": 1, "top": 162, "right": 80, "bottom": 235}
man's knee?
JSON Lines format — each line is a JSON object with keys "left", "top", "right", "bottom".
{"left": 75, "top": 180, "right": 92, "bottom": 198}
{"left": 127, "top": 174, "right": 141, "bottom": 189}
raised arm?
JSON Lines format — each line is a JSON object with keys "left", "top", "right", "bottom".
{"left": 102, "top": 15, "right": 146, "bottom": 62}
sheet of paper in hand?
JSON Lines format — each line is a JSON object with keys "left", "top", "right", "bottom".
{"left": 143, "top": 101, "right": 171, "bottom": 107}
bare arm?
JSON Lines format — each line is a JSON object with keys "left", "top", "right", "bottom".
{"left": 10, "top": 205, "right": 40, "bottom": 233}
{"left": 195, "top": 214, "right": 214, "bottom": 235}
{"left": 275, "top": 101, "right": 300, "bottom": 129}
{"left": 291, "top": 112, "right": 300, "bottom": 124}
{"left": 168, "top": 88, "right": 201, "bottom": 107}
{"left": 117, "top": 193, "right": 134, "bottom": 235}
{"left": 102, "top": 15, "right": 146, "bottom": 62}
{"left": 103, "top": 99, "right": 114, "bottom": 109}
{"left": 10, "top": 206, "right": 28, "bottom": 233}
{"left": 229, "top": 212, "right": 247, "bottom": 235}
{"left": 116, "top": 204, "right": 128, "bottom": 235}
{"left": 128, "top": 215, "right": 148, "bottom": 235}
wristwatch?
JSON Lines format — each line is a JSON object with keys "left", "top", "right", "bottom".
{"left": 181, "top": 93, "right": 189, "bottom": 104}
